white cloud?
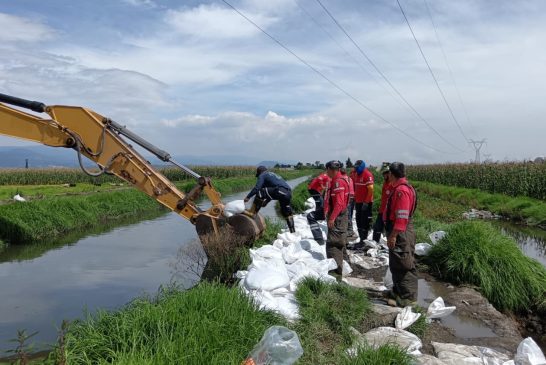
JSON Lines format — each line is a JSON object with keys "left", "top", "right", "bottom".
{"left": 122, "top": 0, "right": 157, "bottom": 8}
{"left": 0, "top": 13, "right": 55, "bottom": 42}
{"left": 165, "top": 4, "right": 277, "bottom": 39}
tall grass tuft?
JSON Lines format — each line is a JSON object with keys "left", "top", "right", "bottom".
{"left": 294, "top": 277, "right": 371, "bottom": 364}
{"left": 339, "top": 343, "right": 414, "bottom": 365}
{"left": 425, "top": 221, "right": 546, "bottom": 312}
{"left": 290, "top": 178, "right": 311, "bottom": 213}
{"left": 57, "top": 283, "right": 284, "bottom": 365}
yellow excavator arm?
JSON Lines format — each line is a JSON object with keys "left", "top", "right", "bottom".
{"left": 0, "top": 93, "right": 265, "bottom": 241}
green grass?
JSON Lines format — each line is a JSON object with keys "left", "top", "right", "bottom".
{"left": 339, "top": 344, "right": 414, "bottom": 365}
{"left": 413, "top": 181, "right": 546, "bottom": 227}
{"left": 425, "top": 220, "right": 546, "bottom": 313}
{"left": 290, "top": 178, "right": 312, "bottom": 213}
{"left": 406, "top": 306, "right": 428, "bottom": 338}
{"left": 49, "top": 283, "right": 285, "bottom": 365}
{"left": 0, "top": 183, "right": 128, "bottom": 202}
{"left": 294, "top": 277, "right": 372, "bottom": 364}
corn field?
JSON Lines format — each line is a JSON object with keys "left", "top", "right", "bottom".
{"left": 407, "top": 162, "right": 546, "bottom": 200}
{"left": 0, "top": 166, "right": 259, "bottom": 185}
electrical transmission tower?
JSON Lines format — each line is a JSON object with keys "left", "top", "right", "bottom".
{"left": 469, "top": 139, "right": 487, "bottom": 163}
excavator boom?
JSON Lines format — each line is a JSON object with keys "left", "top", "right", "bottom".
{"left": 0, "top": 93, "right": 265, "bottom": 241}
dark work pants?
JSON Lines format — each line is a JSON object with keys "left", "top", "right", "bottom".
{"left": 326, "top": 209, "right": 348, "bottom": 275}
{"left": 307, "top": 190, "right": 325, "bottom": 243}
{"left": 387, "top": 221, "right": 418, "bottom": 301}
{"left": 257, "top": 187, "right": 293, "bottom": 217}
{"left": 372, "top": 213, "right": 385, "bottom": 242}
{"left": 355, "top": 202, "right": 373, "bottom": 241}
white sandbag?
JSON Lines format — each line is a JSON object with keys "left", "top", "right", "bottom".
{"left": 277, "top": 232, "right": 302, "bottom": 245}
{"left": 13, "top": 194, "right": 26, "bottom": 202}
{"left": 275, "top": 294, "right": 300, "bottom": 320}
{"left": 342, "top": 260, "right": 353, "bottom": 276}
{"left": 383, "top": 269, "right": 393, "bottom": 289}
{"left": 416, "top": 242, "right": 433, "bottom": 256}
{"left": 223, "top": 199, "right": 245, "bottom": 217}
{"left": 427, "top": 297, "right": 456, "bottom": 319}
{"left": 363, "top": 326, "right": 422, "bottom": 355}
{"left": 416, "top": 354, "right": 449, "bottom": 365}
{"left": 304, "top": 197, "right": 315, "bottom": 211}
{"left": 272, "top": 239, "right": 284, "bottom": 249}
{"left": 250, "top": 245, "right": 283, "bottom": 261}
{"left": 236, "top": 270, "right": 248, "bottom": 279}
{"left": 430, "top": 231, "right": 446, "bottom": 244}
{"left": 432, "top": 342, "right": 511, "bottom": 365}
{"left": 245, "top": 260, "right": 290, "bottom": 291}
{"left": 514, "top": 337, "right": 546, "bottom": 365}
{"left": 250, "top": 290, "right": 279, "bottom": 312}
{"left": 342, "top": 277, "right": 388, "bottom": 292}
{"left": 348, "top": 252, "right": 363, "bottom": 264}
{"left": 395, "top": 306, "right": 422, "bottom": 330}
{"left": 282, "top": 242, "right": 313, "bottom": 264}
{"left": 367, "top": 248, "right": 379, "bottom": 257}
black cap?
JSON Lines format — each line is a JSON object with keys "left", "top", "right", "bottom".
{"left": 389, "top": 162, "right": 405, "bottom": 178}
{"left": 325, "top": 160, "right": 341, "bottom": 170}
{"left": 256, "top": 165, "right": 268, "bottom": 177}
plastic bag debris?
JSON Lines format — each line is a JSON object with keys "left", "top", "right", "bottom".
{"left": 416, "top": 242, "right": 433, "bottom": 256}
{"left": 13, "top": 194, "right": 26, "bottom": 202}
{"left": 431, "top": 342, "right": 511, "bottom": 365}
{"left": 395, "top": 306, "right": 422, "bottom": 330}
{"left": 426, "top": 297, "right": 456, "bottom": 319}
{"left": 362, "top": 326, "right": 422, "bottom": 355}
{"left": 514, "top": 337, "right": 546, "bottom": 365}
{"left": 429, "top": 231, "right": 446, "bottom": 244}
{"left": 243, "top": 326, "right": 303, "bottom": 365}
{"left": 224, "top": 200, "right": 245, "bottom": 217}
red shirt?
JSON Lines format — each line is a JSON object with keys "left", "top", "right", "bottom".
{"left": 351, "top": 169, "right": 374, "bottom": 203}
{"left": 379, "top": 181, "right": 392, "bottom": 214}
{"left": 308, "top": 173, "right": 330, "bottom": 193}
{"left": 324, "top": 172, "right": 350, "bottom": 222}
{"left": 347, "top": 176, "right": 354, "bottom": 198}
{"left": 383, "top": 177, "right": 416, "bottom": 232}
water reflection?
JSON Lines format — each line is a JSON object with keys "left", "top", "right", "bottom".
{"left": 493, "top": 222, "right": 546, "bottom": 267}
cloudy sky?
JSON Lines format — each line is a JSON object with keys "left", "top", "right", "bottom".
{"left": 0, "top": 0, "right": 544, "bottom": 165}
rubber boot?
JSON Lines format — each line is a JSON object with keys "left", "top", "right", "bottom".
{"left": 372, "top": 230, "right": 381, "bottom": 243}
{"left": 286, "top": 215, "right": 296, "bottom": 233}
{"left": 243, "top": 197, "right": 264, "bottom": 217}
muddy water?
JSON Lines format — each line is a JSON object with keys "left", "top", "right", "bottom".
{"left": 418, "top": 279, "right": 497, "bottom": 338}
{"left": 493, "top": 221, "right": 546, "bottom": 267}
{"left": 0, "top": 176, "right": 308, "bottom": 354}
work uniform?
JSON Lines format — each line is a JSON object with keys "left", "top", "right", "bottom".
{"left": 372, "top": 180, "right": 392, "bottom": 242}
{"left": 346, "top": 174, "right": 355, "bottom": 235}
{"left": 246, "top": 171, "right": 293, "bottom": 217}
{"left": 307, "top": 173, "right": 330, "bottom": 244}
{"left": 324, "top": 171, "right": 350, "bottom": 275}
{"left": 383, "top": 177, "right": 417, "bottom": 301}
{"left": 353, "top": 168, "right": 374, "bottom": 241}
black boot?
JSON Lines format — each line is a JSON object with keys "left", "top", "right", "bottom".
{"left": 286, "top": 215, "right": 296, "bottom": 233}
{"left": 372, "top": 230, "right": 381, "bottom": 243}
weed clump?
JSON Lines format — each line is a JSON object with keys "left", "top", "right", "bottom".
{"left": 426, "top": 220, "right": 546, "bottom": 312}
{"left": 340, "top": 343, "right": 414, "bottom": 365}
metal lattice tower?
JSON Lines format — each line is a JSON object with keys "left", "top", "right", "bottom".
{"left": 469, "top": 139, "right": 487, "bottom": 163}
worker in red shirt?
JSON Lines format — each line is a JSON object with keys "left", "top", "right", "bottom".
{"left": 383, "top": 162, "right": 418, "bottom": 307}
{"left": 323, "top": 160, "right": 350, "bottom": 276}
{"left": 306, "top": 171, "right": 331, "bottom": 244}
{"left": 372, "top": 162, "right": 392, "bottom": 242}
{"left": 341, "top": 167, "right": 356, "bottom": 238}
{"left": 351, "top": 160, "right": 374, "bottom": 247}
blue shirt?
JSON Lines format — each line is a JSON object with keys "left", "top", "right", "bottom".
{"left": 246, "top": 171, "right": 291, "bottom": 199}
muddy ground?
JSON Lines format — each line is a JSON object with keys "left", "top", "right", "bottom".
{"left": 345, "top": 248, "right": 544, "bottom": 358}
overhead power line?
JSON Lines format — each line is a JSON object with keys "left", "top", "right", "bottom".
{"left": 396, "top": 0, "right": 470, "bottom": 143}
{"left": 313, "top": 0, "right": 465, "bottom": 153}
{"left": 422, "top": 0, "right": 476, "bottom": 133}
{"left": 220, "top": 0, "right": 454, "bottom": 154}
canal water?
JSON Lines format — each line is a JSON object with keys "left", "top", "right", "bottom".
{"left": 0, "top": 176, "right": 308, "bottom": 354}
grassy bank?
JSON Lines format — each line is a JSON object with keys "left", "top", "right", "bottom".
{"left": 425, "top": 220, "right": 546, "bottom": 313}
{"left": 414, "top": 181, "right": 546, "bottom": 227}
{"left": 290, "top": 177, "right": 311, "bottom": 213}
{"left": 41, "top": 278, "right": 410, "bottom": 365}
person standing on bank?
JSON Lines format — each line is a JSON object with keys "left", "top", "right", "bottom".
{"left": 384, "top": 162, "right": 418, "bottom": 307}
{"left": 306, "top": 171, "right": 331, "bottom": 244}
{"left": 351, "top": 160, "right": 374, "bottom": 247}
{"left": 372, "top": 162, "right": 392, "bottom": 243}
{"left": 244, "top": 166, "right": 295, "bottom": 233}
{"left": 324, "top": 160, "right": 350, "bottom": 276}
{"left": 341, "top": 167, "right": 356, "bottom": 238}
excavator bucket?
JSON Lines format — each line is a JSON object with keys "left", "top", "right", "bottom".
{"left": 194, "top": 213, "right": 266, "bottom": 245}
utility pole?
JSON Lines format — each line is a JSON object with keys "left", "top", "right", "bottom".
{"left": 468, "top": 139, "right": 486, "bottom": 163}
